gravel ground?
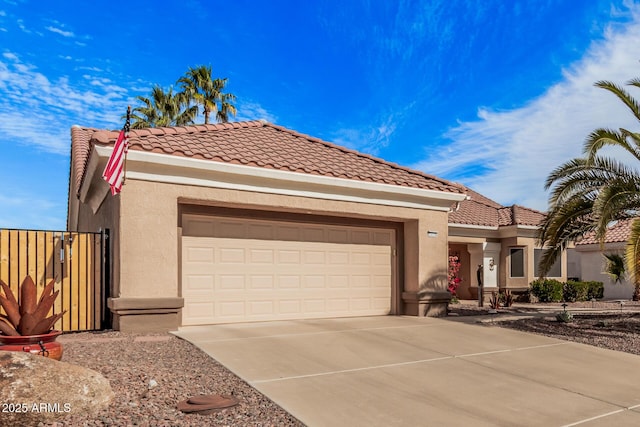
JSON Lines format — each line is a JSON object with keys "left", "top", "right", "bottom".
{"left": 449, "top": 300, "right": 640, "bottom": 355}
{"left": 41, "top": 301, "right": 640, "bottom": 426}
{"left": 45, "top": 332, "right": 304, "bottom": 426}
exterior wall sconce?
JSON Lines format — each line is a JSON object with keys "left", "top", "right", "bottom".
{"left": 489, "top": 258, "right": 495, "bottom": 271}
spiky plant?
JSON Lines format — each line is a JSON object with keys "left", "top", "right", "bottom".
{"left": 604, "top": 253, "right": 626, "bottom": 284}
{"left": 0, "top": 276, "right": 66, "bottom": 336}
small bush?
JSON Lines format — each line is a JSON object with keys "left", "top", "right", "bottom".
{"left": 529, "top": 279, "right": 563, "bottom": 302}
{"left": 529, "top": 280, "right": 604, "bottom": 303}
{"left": 556, "top": 310, "right": 574, "bottom": 323}
{"left": 586, "top": 281, "right": 604, "bottom": 300}
{"left": 564, "top": 281, "right": 589, "bottom": 302}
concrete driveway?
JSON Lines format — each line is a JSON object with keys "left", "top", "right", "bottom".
{"left": 173, "top": 316, "right": 640, "bottom": 426}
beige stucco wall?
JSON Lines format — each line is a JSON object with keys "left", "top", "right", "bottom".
{"left": 116, "top": 178, "right": 450, "bottom": 307}
{"left": 500, "top": 237, "right": 567, "bottom": 289}
{"left": 577, "top": 243, "right": 634, "bottom": 300}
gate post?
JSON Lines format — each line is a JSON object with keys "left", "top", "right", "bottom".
{"left": 101, "top": 228, "right": 112, "bottom": 330}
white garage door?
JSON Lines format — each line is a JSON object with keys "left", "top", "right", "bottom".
{"left": 181, "top": 214, "right": 393, "bottom": 325}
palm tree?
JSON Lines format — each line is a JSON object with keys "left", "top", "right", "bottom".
{"left": 538, "top": 78, "right": 640, "bottom": 299}
{"left": 130, "top": 85, "right": 197, "bottom": 129}
{"left": 178, "top": 65, "right": 237, "bottom": 124}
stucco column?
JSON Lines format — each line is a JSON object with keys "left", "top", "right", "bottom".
{"left": 108, "top": 181, "right": 184, "bottom": 332}
{"left": 402, "top": 213, "right": 451, "bottom": 317}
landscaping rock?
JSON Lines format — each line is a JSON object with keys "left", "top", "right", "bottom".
{"left": 0, "top": 351, "right": 113, "bottom": 426}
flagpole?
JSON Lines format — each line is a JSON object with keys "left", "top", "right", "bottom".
{"left": 121, "top": 105, "right": 131, "bottom": 187}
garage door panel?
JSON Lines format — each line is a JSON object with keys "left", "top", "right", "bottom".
{"left": 275, "top": 226, "right": 301, "bottom": 240}
{"left": 304, "top": 276, "right": 325, "bottom": 288}
{"left": 184, "top": 301, "right": 215, "bottom": 321}
{"left": 374, "top": 231, "right": 392, "bottom": 245}
{"left": 304, "top": 251, "right": 326, "bottom": 264}
{"left": 249, "top": 249, "right": 274, "bottom": 263}
{"left": 182, "top": 216, "right": 393, "bottom": 325}
{"left": 219, "top": 275, "right": 244, "bottom": 289}
{"left": 328, "top": 251, "right": 349, "bottom": 264}
{"left": 185, "top": 247, "right": 214, "bottom": 263}
{"left": 304, "top": 299, "right": 326, "bottom": 312}
{"left": 328, "top": 229, "right": 349, "bottom": 243}
{"left": 279, "top": 300, "right": 301, "bottom": 314}
{"left": 302, "top": 228, "right": 325, "bottom": 242}
{"left": 184, "top": 275, "right": 214, "bottom": 291}
{"left": 218, "top": 221, "right": 246, "bottom": 238}
{"left": 278, "top": 250, "right": 301, "bottom": 264}
{"left": 279, "top": 275, "right": 301, "bottom": 289}
{"left": 250, "top": 275, "right": 274, "bottom": 289}
{"left": 247, "top": 224, "right": 273, "bottom": 239}
{"left": 219, "top": 247, "right": 245, "bottom": 263}
{"left": 328, "top": 275, "right": 348, "bottom": 288}
{"left": 249, "top": 300, "right": 274, "bottom": 315}
{"left": 219, "top": 301, "right": 245, "bottom": 317}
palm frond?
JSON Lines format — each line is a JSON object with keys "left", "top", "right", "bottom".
{"left": 584, "top": 128, "right": 640, "bottom": 162}
{"left": 595, "top": 80, "right": 640, "bottom": 122}
{"left": 625, "top": 219, "right": 640, "bottom": 286}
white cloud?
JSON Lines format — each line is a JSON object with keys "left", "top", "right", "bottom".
{"left": 412, "top": 4, "right": 640, "bottom": 211}
{"left": 331, "top": 114, "right": 398, "bottom": 156}
{"left": 0, "top": 52, "right": 130, "bottom": 154}
{"left": 16, "top": 18, "right": 29, "bottom": 33}
{"left": 235, "top": 100, "right": 278, "bottom": 123}
{"left": 46, "top": 26, "right": 74, "bottom": 38}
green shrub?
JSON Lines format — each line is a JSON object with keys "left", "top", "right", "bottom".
{"left": 556, "top": 310, "right": 574, "bottom": 323}
{"left": 586, "top": 281, "right": 604, "bottom": 300}
{"left": 530, "top": 280, "right": 604, "bottom": 303}
{"left": 564, "top": 281, "right": 589, "bottom": 302}
{"left": 529, "top": 279, "right": 563, "bottom": 302}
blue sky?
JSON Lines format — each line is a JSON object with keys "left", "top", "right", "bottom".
{"left": 1, "top": 0, "right": 640, "bottom": 230}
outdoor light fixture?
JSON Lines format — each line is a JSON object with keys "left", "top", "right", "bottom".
{"left": 489, "top": 258, "right": 495, "bottom": 271}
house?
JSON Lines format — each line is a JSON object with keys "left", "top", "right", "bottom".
{"left": 68, "top": 120, "right": 468, "bottom": 331}
{"left": 447, "top": 188, "right": 575, "bottom": 300}
{"left": 575, "top": 218, "right": 635, "bottom": 300}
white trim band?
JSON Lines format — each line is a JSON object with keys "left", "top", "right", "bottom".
{"left": 91, "top": 147, "right": 466, "bottom": 211}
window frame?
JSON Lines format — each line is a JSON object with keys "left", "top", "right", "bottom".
{"left": 509, "top": 247, "right": 526, "bottom": 278}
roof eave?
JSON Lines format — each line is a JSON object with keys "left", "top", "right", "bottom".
{"left": 86, "top": 147, "right": 466, "bottom": 211}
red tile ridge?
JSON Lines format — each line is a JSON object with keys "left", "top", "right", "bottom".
{"left": 87, "top": 120, "right": 268, "bottom": 146}
{"left": 512, "top": 204, "right": 546, "bottom": 216}
{"left": 265, "top": 122, "right": 465, "bottom": 194}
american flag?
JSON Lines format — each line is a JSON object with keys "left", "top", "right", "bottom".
{"left": 102, "top": 107, "right": 131, "bottom": 195}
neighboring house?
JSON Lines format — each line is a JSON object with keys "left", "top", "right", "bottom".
{"left": 68, "top": 120, "right": 467, "bottom": 331}
{"left": 575, "top": 218, "right": 635, "bottom": 300}
{"left": 447, "top": 188, "right": 575, "bottom": 300}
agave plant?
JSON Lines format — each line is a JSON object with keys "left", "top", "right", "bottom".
{"left": 0, "top": 276, "right": 66, "bottom": 336}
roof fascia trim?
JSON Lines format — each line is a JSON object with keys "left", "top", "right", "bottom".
{"left": 92, "top": 147, "right": 466, "bottom": 211}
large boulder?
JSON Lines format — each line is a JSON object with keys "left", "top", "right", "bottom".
{"left": 0, "top": 351, "right": 113, "bottom": 426}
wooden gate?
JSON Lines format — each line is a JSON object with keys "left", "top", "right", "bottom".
{"left": 0, "top": 229, "right": 108, "bottom": 332}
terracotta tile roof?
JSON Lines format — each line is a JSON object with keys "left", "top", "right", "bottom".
{"left": 70, "top": 125, "right": 99, "bottom": 198}
{"left": 70, "top": 120, "right": 464, "bottom": 197}
{"left": 577, "top": 218, "right": 634, "bottom": 245}
{"left": 449, "top": 187, "right": 545, "bottom": 227}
